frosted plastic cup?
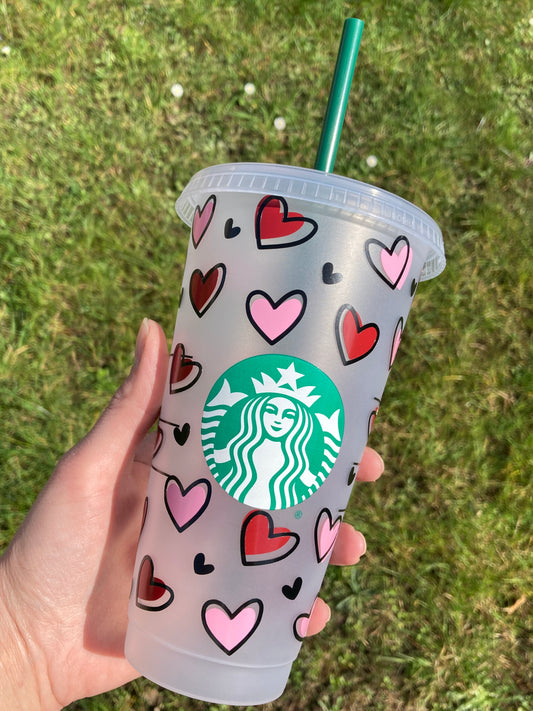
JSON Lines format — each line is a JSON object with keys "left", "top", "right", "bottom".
{"left": 125, "top": 163, "right": 445, "bottom": 704}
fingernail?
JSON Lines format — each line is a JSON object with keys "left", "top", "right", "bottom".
{"left": 134, "top": 318, "right": 150, "bottom": 365}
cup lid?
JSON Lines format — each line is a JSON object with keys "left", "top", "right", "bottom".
{"left": 175, "top": 163, "right": 445, "bottom": 280}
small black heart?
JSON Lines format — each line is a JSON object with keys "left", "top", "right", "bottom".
{"left": 173, "top": 423, "right": 191, "bottom": 446}
{"left": 224, "top": 218, "right": 241, "bottom": 239}
{"left": 322, "top": 262, "right": 343, "bottom": 285}
{"left": 348, "top": 463, "right": 359, "bottom": 486}
{"left": 194, "top": 553, "right": 215, "bottom": 575}
{"left": 410, "top": 278, "right": 418, "bottom": 297}
{"left": 282, "top": 576, "right": 303, "bottom": 600}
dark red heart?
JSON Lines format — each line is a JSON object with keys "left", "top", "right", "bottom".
{"left": 189, "top": 263, "right": 226, "bottom": 317}
{"left": 336, "top": 305, "right": 380, "bottom": 365}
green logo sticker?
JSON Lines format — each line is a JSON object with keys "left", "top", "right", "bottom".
{"left": 201, "top": 355, "right": 344, "bottom": 510}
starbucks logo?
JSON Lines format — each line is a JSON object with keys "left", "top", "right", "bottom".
{"left": 201, "top": 355, "right": 344, "bottom": 510}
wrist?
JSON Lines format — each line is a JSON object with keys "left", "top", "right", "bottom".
{"left": 0, "top": 556, "right": 61, "bottom": 711}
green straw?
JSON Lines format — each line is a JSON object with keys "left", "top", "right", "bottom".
{"left": 314, "top": 18, "right": 364, "bottom": 173}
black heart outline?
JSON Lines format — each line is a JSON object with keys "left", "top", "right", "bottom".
{"left": 335, "top": 304, "right": 380, "bottom": 366}
{"left": 173, "top": 423, "right": 191, "bottom": 446}
{"left": 293, "top": 612, "right": 310, "bottom": 642}
{"left": 389, "top": 316, "right": 404, "bottom": 370}
{"left": 169, "top": 343, "right": 202, "bottom": 394}
{"left": 202, "top": 598, "right": 264, "bottom": 656}
{"left": 364, "top": 235, "right": 411, "bottom": 290}
{"left": 153, "top": 426, "right": 163, "bottom": 457}
{"left": 322, "top": 262, "right": 343, "bottom": 285}
{"left": 224, "top": 218, "right": 241, "bottom": 239}
{"left": 194, "top": 553, "right": 215, "bottom": 575}
{"left": 245, "top": 289, "right": 307, "bottom": 345}
{"left": 282, "top": 577, "right": 303, "bottom": 600}
{"left": 240, "top": 510, "right": 300, "bottom": 566}
{"left": 189, "top": 263, "right": 227, "bottom": 318}
{"left": 314, "top": 508, "right": 343, "bottom": 563}
{"left": 255, "top": 195, "right": 318, "bottom": 250}
{"left": 164, "top": 475, "right": 212, "bottom": 533}
{"left": 135, "top": 555, "right": 174, "bottom": 612}
{"left": 192, "top": 194, "right": 216, "bottom": 249}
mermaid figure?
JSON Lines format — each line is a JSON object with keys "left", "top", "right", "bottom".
{"left": 202, "top": 362, "right": 343, "bottom": 510}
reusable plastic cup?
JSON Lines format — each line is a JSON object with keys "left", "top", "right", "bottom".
{"left": 125, "top": 162, "right": 445, "bottom": 705}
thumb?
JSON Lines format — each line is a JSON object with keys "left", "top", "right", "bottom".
{"left": 61, "top": 319, "right": 169, "bottom": 483}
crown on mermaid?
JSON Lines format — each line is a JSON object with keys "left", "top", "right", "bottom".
{"left": 252, "top": 363, "right": 320, "bottom": 408}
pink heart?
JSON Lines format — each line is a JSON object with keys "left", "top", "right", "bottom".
{"left": 294, "top": 614, "right": 310, "bottom": 640}
{"left": 164, "top": 477, "right": 211, "bottom": 532}
{"left": 315, "top": 509, "right": 342, "bottom": 562}
{"left": 390, "top": 318, "right": 404, "bottom": 368}
{"left": 202, "top": 600, "right": 263, "bottom": 655}
{"left": 381, "top": 244, "right": 413, "bottom": 290}
{"left": 246, "top": 290, "right": 306, "bottom": 345}
{"left": 192, "top": 195, "right": 216, "bottom": 248}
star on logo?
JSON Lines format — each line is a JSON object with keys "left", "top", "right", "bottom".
{"left": 276, "top": 363, "right": 305, "bottom": 390}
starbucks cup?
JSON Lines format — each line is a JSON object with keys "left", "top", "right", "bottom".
{"left": 125, "top": 163, "right": 445, "bottom": 705}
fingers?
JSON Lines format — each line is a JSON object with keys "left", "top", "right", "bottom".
{"left": 306, "top": 598, "right": 331, "bottom": 637}
{"left": 329, "top": 522, "right": 366, "bottom": 565}
{"left": 58, "top": 319, "right": 169, "bottom": 484}
{"left": 354, "top": 446, "right": 384, "bottom": 482}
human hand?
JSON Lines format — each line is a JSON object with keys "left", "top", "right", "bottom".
{"left": 0, "top": 319, "right": 384, "bottom": 709}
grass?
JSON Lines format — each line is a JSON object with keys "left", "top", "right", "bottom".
{"left": 1, "top": 0, "right": 532, "bottom": 709}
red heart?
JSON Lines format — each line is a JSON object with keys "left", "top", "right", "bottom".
{"left": 336, "top": 305, "right": 380, "bottom": 365}
{"left": 255, "top": 195, "right": 318, "bottom": 249}
{"left": 170, "top": 344, "right": 192, "bottom": 382}
{"left": 169, "top": 344, "right": 202, "bottom": 394}
{"left": 189, "top": 263, "right": 226, "bottom": 316}
{"left": 258, "top": 198, "right": 305, "bottom": 239}
{"left": 241, "top": 510, "right": 300, "bottom": 566}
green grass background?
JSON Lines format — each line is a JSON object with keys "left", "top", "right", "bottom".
{"left": 1, "top": 0, "right": 531, "bottom": 709}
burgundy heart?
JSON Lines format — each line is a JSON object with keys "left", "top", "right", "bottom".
{"left": 189, "top": 263, "right": 226, "bottom": 317}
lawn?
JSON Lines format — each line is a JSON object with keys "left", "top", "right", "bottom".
{"left": 1, "top": 0, "right": 531, "bottom": 709}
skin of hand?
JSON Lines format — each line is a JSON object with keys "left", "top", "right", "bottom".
{"left": 0, "top": 319, "right": 384, "bottom": 710}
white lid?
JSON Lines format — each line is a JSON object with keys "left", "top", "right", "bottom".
{"left": 175, "top": 163, "right": 445, "bottom": 281}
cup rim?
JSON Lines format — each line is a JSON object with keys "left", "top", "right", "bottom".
{"left": 175, "top": 162, "right": 445, "bottom": 281}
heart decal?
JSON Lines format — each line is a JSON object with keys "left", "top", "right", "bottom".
{"left": 348, "top": 463, "right": 359, "bottom": 486}
{"left": 192, "top": 194, "right": 216, "bottom": 248}
{"left": 365, "top": 236, "right": 413, "bottom": 290}
{"left": 241, "top": 510, "right": 300, "bottom": 566}
{"left": 194, "top": 553, "right": 215, "bottom": 575}
{"left": 315, "top": 508, "right": 342, "bottom": 563}
{"left": 153, "top": 426, "right": 163, "bottom": 457}
{"left": 224, "top": 218, "right": 241, "bottom": 239}
{"left": 246, "top": 289, "right": 306, "bottom": 345}
{"left": 164, "top": 476, "right": 211, "bottom": 532}
{"left": 173, "top": 423, "right": 191, "bottom": 446}
{"left": 322, "top": 262, "right": 343, "bottom": 285}
{"left": 293, "top": 613, "right": 310, "bottom": 641}
{"left": 390, "top": 317, "right": 404, "bottom": 369}
{"left": 189, "top": 263, "right": 226, "bottom": 317}
{"left": 136, "top": 555, "right": 174, "bottom": 612}
{"left": 169, "top": 343, "right": 202, "bottom": 393}
{"left": 202, "top": 599, "right": 263, "bottom": 655}
{"left": 255, "top": 195, "right": 318, "bottom": 249}
{"left": 282, "top": 577, "right": 303, "bottom": 601}
{"left": 336, "top": 305, "right": 380, "bottom": 365}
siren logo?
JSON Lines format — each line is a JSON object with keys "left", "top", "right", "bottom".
{"left": 201, "top": 355, "right": 344, "bottom": 510}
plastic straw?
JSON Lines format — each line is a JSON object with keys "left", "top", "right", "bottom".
{"left": 314, "top": 18, "right": 364, "bottom": 173}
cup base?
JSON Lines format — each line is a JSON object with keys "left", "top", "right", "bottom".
{"left": 125, "top": 621, "right": 292, "bottom": 705}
